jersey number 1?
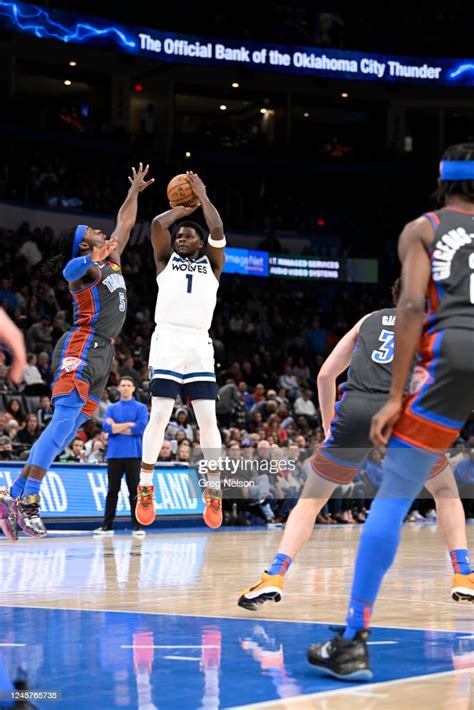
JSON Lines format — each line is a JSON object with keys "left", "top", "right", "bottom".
{"left": 371, "top": 329, "right": 394, "bottom": 364}
{"left": 185, "top": 274, "right": 193, "bottom": 294}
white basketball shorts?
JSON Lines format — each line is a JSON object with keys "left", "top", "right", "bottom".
{"left": 148, "top": 323, "right": 217, "bottom": 400}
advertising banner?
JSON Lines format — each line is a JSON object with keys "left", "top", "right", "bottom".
{"left": 0, "top": 463, "right": 204, "bottom": 518}
{"left": 1, "top": 3, "right": 474, "bottom": 86}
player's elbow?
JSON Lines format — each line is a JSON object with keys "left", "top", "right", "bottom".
{"left": 398, "top": 295, "right": 425, "bottom": 316}
{"left": 317, "top": 368, "right": 333, "bottom": 386}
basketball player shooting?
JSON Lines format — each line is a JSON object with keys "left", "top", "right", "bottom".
{"left": 136, "top": 171, "right": 226, "bottom": 529}
{"left": 0, "top": 163, "right": 154, "bottom": 541}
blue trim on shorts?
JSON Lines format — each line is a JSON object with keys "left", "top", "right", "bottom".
{"left": 182, "top": 371, "right": 216, "bottom": 379}
{"left": 409, "top": 404, "right": 464, "bottom": 429}
{"left": 153, "top": 368, "right": 184, "bottom": 379}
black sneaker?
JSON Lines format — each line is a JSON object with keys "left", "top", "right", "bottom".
{"left": 307, "top": 628, "right": 372, "bottom": 681}
{"left": 15, "top": 494, "right": 47, "bottom": 538}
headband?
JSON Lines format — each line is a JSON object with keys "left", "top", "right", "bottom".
{"left": 72, "top": 224, "right": 88, "bottom": 257}
{"left": 439, "top": 160, "right": 474, "bottom": 181}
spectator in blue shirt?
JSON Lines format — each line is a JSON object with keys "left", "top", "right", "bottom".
{"left": 304, "top": 317, "right": 328, "bottom": 356}
{"left": 455, "top": 450, "right": 474, "bottom": 519}
{"left": 94, "top": 377, "right": 149, "bottom": 536}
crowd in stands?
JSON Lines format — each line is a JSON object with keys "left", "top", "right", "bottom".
{"left": 0, "top": 218, "right": 473, "bottom": 527}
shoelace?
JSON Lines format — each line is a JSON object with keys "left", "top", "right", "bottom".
{"left": 21, "top": 503, "right": 40, "bottom": 519}
{"left": 207, "top": 491, "right": 221, "bottom": 513}
{"left": 139, "top": 488, "right": 153, "bottom": 506}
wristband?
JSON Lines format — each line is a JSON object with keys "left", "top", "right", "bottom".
{"left": 208, "top": 235, "right": 226, "bottom": 248}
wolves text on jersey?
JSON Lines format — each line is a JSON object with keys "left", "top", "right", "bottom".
{"left": 172, "top": 262, "right": 208, "bottom": 274}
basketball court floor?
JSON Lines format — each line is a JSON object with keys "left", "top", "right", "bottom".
{"left": 1, "top": 523, "right": 473, "bottom": 708}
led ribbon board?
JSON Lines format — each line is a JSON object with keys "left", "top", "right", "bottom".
{"left": 1, "top": 1, "right": 474, "bottom": 85}
{"left": 222, "top": 250, "right": 378, "bottom": 283}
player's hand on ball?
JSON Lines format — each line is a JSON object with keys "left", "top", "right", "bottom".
{"left": 370, "top": 397, "right": 402, "bottom": 449}
{"left": 169, "top": 203, "right": 201, "bottom": 216}
{"left": 128, "top": 162, "right": 155, "bottom": 192}
{"left": 186, "top": 171, "right": 207, "bottom": 201}
{"left": 92, "top": 238, "right": 118, "bottom": 262}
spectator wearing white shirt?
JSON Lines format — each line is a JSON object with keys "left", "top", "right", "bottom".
{"left": 22, "top": 353, "right": 49, "bottom": 396}
{"left": 293, "top": 389, "right": 319, "bottom": 428}
{"left": 19, "top": 238, "right": 42, "bottom": 267}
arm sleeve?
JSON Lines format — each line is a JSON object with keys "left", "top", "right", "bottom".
{"left": 102, "top": 406, "right": 114, "bottom": 434}
{"left": 63, "top": 255, "right": 94, "bottom": 282}
{"left": 129, "top": 404, "right": 149, "bottom": 436}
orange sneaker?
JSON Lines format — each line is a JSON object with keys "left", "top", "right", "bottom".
{"left": 452, "top": 572, "right": 474, "bottom": 602}
{"left": 135, "top": 485, "right": 156, "bottom": 526}
{"left": 202, "top": 488, "right": 223, "bottom": 529}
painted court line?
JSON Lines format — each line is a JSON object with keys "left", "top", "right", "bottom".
{"left": 163, "top": 656, "right": 201, "bottom": 661}
{"left": 230, "top": 668, "right": 474, "bottom": 709}
{"left": 121, "top": 644, "right": 219, "bottom": 649}
{"left": 0, "top": 643, "right": 25, "bottom": 647}
{"left": 0, "top": 603, "right": 465, "bottom": 636}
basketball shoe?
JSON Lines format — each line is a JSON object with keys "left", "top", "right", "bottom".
{"left": 135, "top": 485, "right": 156, "bottom": 526}
{"left": 451, "top": 572, "right": 474, "bottom": 602}
{"left": 202, "top": 488, "right": 223, "bottom": 529}
{"left": 0, "top": 488, "right": 18, "bottom": 542}
{"left": 15, "top": 494, "right": 47, "bottom": 537}
{"left": 307, "top": 628, "right": 372, "bottom": 681}
{"left": 238, "top": 572, "right": 284, "bottom": 610}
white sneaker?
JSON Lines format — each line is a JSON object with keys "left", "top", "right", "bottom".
{"left": 425, "top": 509, "right": 437, "bottom": 521}
{"left": 412, "top": 510, "right": 425, "bottom": 521}
{"left": 266, "top": 522, "right": 284, "bottom": 530}
{"left": 93, "top": 527, "right": 114, "bottom": 536}
{"left": 132, "top": 528, "right": 146, "bottom": 538}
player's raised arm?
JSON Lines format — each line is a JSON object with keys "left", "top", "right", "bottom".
{"left": 186, "top": 171, "right": 225, "bottom": 278}
{"left": 111, "top": 163, "right": 155, "bottom": 258}
{"left": 150, "top": 204, "right": 200, "bottom": 273}
{"left": 317, "top": 315, "right": 369, "bottom": 436}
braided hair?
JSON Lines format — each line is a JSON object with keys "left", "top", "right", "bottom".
{"left": 391, "top": 277, "right": 401, "bottom": 305}
{"left": 434, "top": 142, "right": 474, "bottom": 206}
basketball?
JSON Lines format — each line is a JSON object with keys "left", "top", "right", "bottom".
{"left": 166, "top": 174, "right": 198, "bottom": 207}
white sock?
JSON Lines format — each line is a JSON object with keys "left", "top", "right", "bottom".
{"left": 139, "top": 470, "right": 154, "bottom": 486}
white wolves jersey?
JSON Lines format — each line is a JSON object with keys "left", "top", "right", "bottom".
{"left": 154, "top": 253, "right": 218, "bottom": 331}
